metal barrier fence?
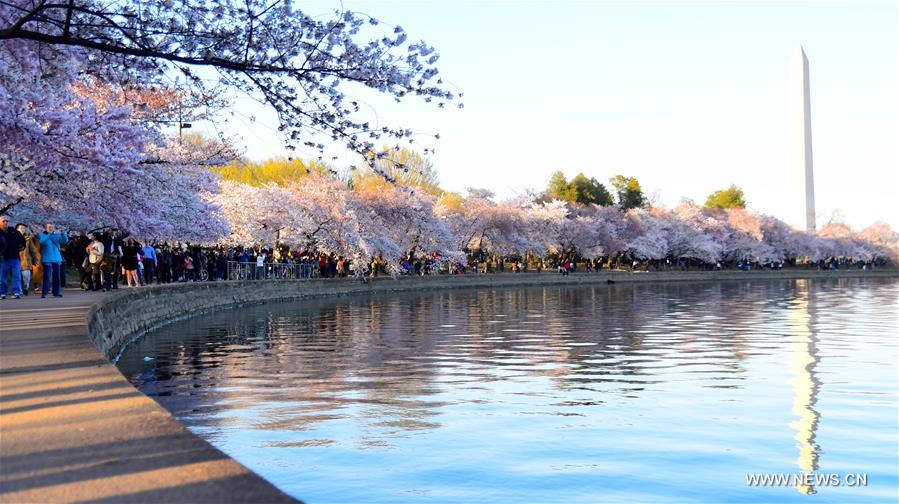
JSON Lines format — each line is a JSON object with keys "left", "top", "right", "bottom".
{"left": 227, "top": 261, "right": 318, "bottom": 280}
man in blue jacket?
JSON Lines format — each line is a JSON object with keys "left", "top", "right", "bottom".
{"left": 140, "top": 242, "right": 157, "bottom": 285}
{"left": 39, "top": 222, "right": 68, "bottom": 298}
{"left": 0, "top": 216, "right": 25, "bottom": 299}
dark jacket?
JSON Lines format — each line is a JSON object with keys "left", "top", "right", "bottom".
{"left": 121, "top": 244, "right": 140, "bottom": 270}
{"left": 2, "top": 228, "right": 24, "bottom": 261}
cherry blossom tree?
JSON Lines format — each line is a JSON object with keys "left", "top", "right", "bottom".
{"left": 816, "top": 222, "right": 871, "bottom": 261}
{"left": 211, "top": 178, "right": 897, "bottom": 269}
{"left": 2, "top": 0, "right": 457, "bottom": 244}
{"left": 0, "top": 0, "right": 457, "bottom": 165}
{"left": 0, "top": 32, "right": 234, "bottom": 239}
{"left": 531, "top": 202, "right": 627, "bottom": 259}
{"left": 214, "top": 174, "right": 360, "bottom": 252}
{"left": 441, "top": 196, "right": 536, "bottom": 257}
{"left": 859, "top": 221, "right": 899, "bottom": 262}
{"left": 355, "top": 184, "right": 458, "bottom": 271}
{"left": 717, "top": 208, "right": 777, "bottom": 264}
{"left": 624, "top": 208, "right": 669, "bottom": 260}
{"left": 280, "top": 174, "right": 360, "bottom": 254}
{"left": 521, "top": 199, "right": 569, "bottom": 256}
{"left": 580, "top": 204, "right": 629, "bottom": 258}
{"left": 0, "top": 36, "right": 146, "bottom": 218}
{"left": 793, "top": 231, "right": 830, "bottom": 263}
{"left": 759, "top": 215, "right": 803, "bottom": 261}
{"left": 71, "top": 77, "right": 223, "bottom": 129}
{"left": 212, "top": 181, "right": 287, "bottom": 246}
{"left": 217, "top": 174, "right": 460, "bottom": 273}
{"left": 665, "top": 205, "right": 722, "bottom": 263}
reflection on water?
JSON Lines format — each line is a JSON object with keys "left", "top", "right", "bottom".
{"left": 118, "top": 278, "right": 898, "bottom": 503}
{"left": 789, "top": 281, "right": 821, "bottom": 495}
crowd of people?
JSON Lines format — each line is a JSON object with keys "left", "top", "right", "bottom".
{"left": 0, "top": 219, "right": 394, "bottom": 298}
{"left": 0, "top": 216, "right": 890, "bottom": 301}
{"left": 0, "top": 220, "right": 212, "bottom": 297}
{"left": 0, "top": 217, "right": 67, "bottom": 299}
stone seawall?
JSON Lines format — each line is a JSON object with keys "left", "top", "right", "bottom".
{"left": 88, "top": 269, "right": 898, "bottom": 360}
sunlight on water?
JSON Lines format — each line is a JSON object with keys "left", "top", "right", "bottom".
{"left": 118, "top": 278, "right": 898, "bottom": 503}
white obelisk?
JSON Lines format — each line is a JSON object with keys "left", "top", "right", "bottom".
{"left": 792, "top": 46, "right": 816, "bottom": 232}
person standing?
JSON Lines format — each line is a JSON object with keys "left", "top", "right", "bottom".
{"left": 172, "top": 246, "right": 184, "bottom": 282}
{"left": 182, "top": 251, "right": 195, "bottom": 282}
{"left": 0, "top": 225, "right": 5, "bottom": 277}
{"left": 86, "top": 233, "right": 105, "bottom": 291}
{"left": 99, "top": 231, "right": 115, "bottom": 290}
{"left": 160, "top": 246, "right": 173, "bottom": 283}
{"left": 256, "top": 251, "right": 265, "bottom": 280}
{"left": 100, "top": 229, "right": 124, "bottom": 289}
{"left": 67, "top": 232, "right": 89, "bottom": 289}
{"left": 38, "top": 222, "right": 68, "bottom": 298}
{"left": 194, "top": 247, "right": 206, "bottom": 281}
{"left": 16, "top": 224, "right": 38, "bottom": 295}
{"left": 0, "top": 216, "right": 25, "bottom": 299}
{"left": 216, "top": 249, "right": 227, "bottom": 280}
{"left": 120, "top": 239, "right": 140, "bottom": 287}
{"left": 140, "top": 242, "right": 157, "bottom": 285}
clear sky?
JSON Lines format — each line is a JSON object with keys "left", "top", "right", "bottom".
{"left": 195, "top": 1, "right": 898, "bottom": 231}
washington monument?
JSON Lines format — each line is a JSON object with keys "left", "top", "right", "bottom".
{"left": 793, "top": 46, "right": 816, "bottom": 232}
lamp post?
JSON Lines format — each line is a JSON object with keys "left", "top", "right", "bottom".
{"left": 178, "top": 122, "right": 192, "bottom": 144}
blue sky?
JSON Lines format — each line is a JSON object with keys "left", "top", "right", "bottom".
{"left": 197, "top": 1, "right": 897, "bottom": 230}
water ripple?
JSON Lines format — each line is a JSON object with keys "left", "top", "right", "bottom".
{"left": 118, "top": 278, "right": 899, "bottom": 504}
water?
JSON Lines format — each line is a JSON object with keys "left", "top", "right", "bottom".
{"left": 117, "top": 278, "right": 899, "bottom": 503}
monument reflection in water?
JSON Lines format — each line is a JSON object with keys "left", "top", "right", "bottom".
{"left": 789, "top": 282, "right": 820, "bottom": 495}
{"left": 118, "top": 278, "right": 898, "bottom": 503}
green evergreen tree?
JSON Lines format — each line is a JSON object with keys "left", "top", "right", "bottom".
{"left": 547, "top": 170, "right": 572, "bottom": 201}
{"left": 610, "top": 174, "right": 647, "bottom": 209}
{"left": 545, "top": 171, "right": 613, "bottom": 206}
{"left": 705, "top": 185, "right": 747, "bottom": 209}
{"left": 569, "top": 174, "right": 613, "bottom": 206}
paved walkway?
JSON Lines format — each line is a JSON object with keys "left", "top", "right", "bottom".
{"left": 0, "top": 290, "right": 295, "bottom": 503}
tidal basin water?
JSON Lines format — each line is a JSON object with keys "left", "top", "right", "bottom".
{"left": 117, "top": 278, "right": 898, "bottom": 503}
